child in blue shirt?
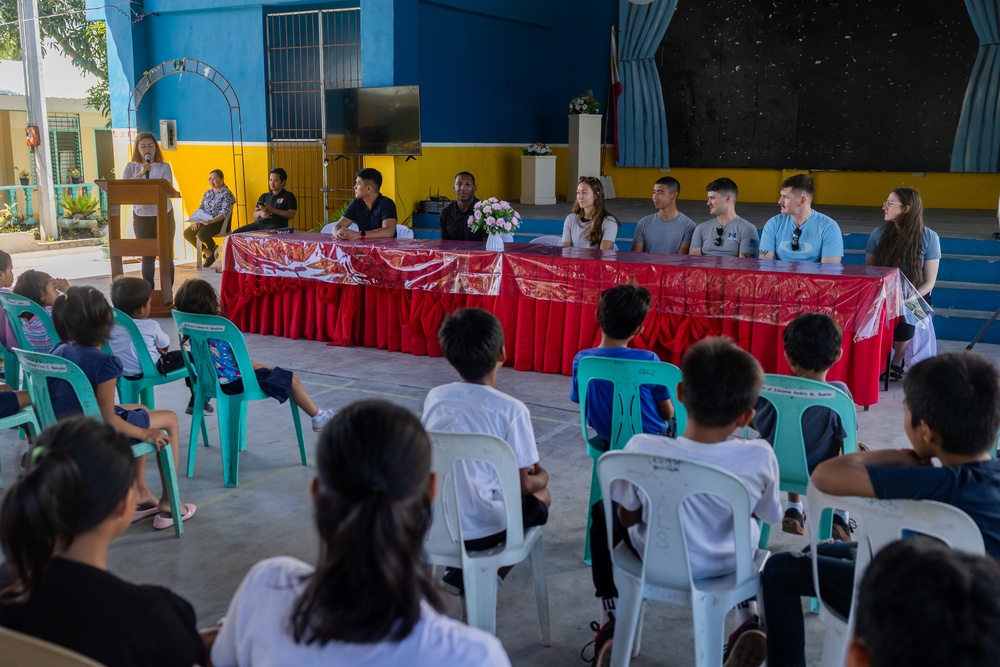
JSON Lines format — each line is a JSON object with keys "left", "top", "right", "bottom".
{"left": 569, "top": 284, "right": 675, "bottom": 447}
{"left": 172, "top": 279, "right": 334, "bottom": 432}
{"left": 49, "top": 286, "right": 195, "bottom": 531}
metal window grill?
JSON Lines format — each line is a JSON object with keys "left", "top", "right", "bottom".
{"left": 265, "top": 8, "right": 362, "bottom": 228}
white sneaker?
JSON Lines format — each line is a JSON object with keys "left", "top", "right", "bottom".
{"left": 311, "top": 409, "right": 335, "bottom": 432}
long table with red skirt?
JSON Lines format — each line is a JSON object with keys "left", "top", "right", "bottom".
{"left": 220, "top": 233, "right": 915, "bottom": 406}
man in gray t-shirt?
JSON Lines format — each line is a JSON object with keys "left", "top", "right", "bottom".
{"left": 631, "top": 176, "right": 696, "bottom": 254}
{"left": 689, "top": 177, "right": 759, "bottom": 258}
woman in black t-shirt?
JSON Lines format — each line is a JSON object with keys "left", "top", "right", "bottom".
{"left": 0, "top": 418, "right": 207, "bottom": 667}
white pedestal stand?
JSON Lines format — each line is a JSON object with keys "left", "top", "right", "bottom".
{"left": 567, "top": 114, "right": 602, "bottom": 201}
{"left": 520, "top": 155, "right": 557, "bottom": 205}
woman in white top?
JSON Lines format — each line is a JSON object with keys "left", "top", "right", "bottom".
{"left": 562, "top": 176, "right": 618, "bottom": 249}
{"left": 182, "top": 169, "right": 236, "bottom": 268}
{"left": 121, "top": 132, "right": 174, "bottom": 289}
{"left": 210, "top": 400, "right": 510, "bottom": 667}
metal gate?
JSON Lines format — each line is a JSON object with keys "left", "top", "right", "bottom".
{"left": 265, "top": 8, "right": 362, "bottom": 229}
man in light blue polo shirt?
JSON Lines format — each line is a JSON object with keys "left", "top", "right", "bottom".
{"left": 758, "top": 174, "right": 843, "bottom": 263}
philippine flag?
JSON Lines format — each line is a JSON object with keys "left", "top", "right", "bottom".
{"left": 610, "top": 25, "right": 623, "bottom": 163}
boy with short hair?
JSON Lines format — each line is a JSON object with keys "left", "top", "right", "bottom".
{"left": 570, "top": 284, "right": 675, "bottom": 447}
{"left": 752, "top": 312, "right": 854, "bottom": 539}
{"left": 759, "top": 351, "right": 1000, "bottom": 667}
{"left": 421, "top": 307, "right": 550, "bottom": 592}
{"left": 849, "top": 536, "right": 1000, "bottom": 667}
{"left": 109, "top": 276, "right": 209, "bottom": 414}
{"left": 588, "top": 337, "right": 781, "bottom": 667}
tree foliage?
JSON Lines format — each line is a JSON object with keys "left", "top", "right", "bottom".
{"left": 0, "top": 0, "right": 110, "bottom": 119}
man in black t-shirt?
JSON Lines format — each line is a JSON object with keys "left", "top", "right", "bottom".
{"left": 332, "top": 168, "right": 398, "bottom": 240}
{"left": 439, "top": 171, "right": 484, "bottom": 242}
{"left": 239, "top": 167, "right": 297, "bottom": 232}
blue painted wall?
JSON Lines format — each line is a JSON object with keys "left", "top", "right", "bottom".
{"left": 93, "top": 0, "right": 617, "bottom": 145}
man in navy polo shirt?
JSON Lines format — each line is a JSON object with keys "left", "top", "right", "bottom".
{"left": 333, "top": 168, "right": 398, "bottom": 240}
{"left": 240, "top": 167, "right": 297, "bottom": 232}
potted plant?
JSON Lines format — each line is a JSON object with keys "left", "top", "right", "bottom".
{"left": 568, "top": 94, "right": 600, "bottom": 115}
{"left": 58, "top": 191, "right": 101, "bottom": 235}
{"left": 467, "top": 197, "right": 522, "bottom": 252}
{"left": 15, "top": 167, "right": 29, "bottom": 185}
{"left": 68, "top": 167, "right": 82, "bottom": 184}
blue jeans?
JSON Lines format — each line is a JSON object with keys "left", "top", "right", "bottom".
{"left": 761, "top": 541, "right": 857, "bottom": 667}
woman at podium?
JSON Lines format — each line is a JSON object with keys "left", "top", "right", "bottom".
{"left": 122, "top": 132, "right": 175, "bottom": 288}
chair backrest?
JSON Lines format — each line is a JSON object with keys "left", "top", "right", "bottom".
{"left": 395, "top": 225, "right": 415, "bottom": 239}
{"left": 757, "top": 374, "right": 858, "bottom": 495}
{"left": 0, "top": 292, "right": 60, "bottom": 352}
{"left": 221, "top": 205, "right": 234, "bottom": 235}
{"left": 424, "top": 431, "right": 528, "bottom": 558}
{"left": 320, "top": 222, "right": 337, "bottom": 234}
{"left": 111, "top": 308, "right": 161, "bottom": 378}
{"left": 807, "top": 479, "right": 985, "bottom": 628}
{"left": 598, "top": 450, "right": 757, "bottom": 590}
{"left": 0, "top": 627, "right": 106, "bottom": 667}
{"left": 577, "top": 356, "right": 686, "bottom": 450}
{"left": 171, "top": 311, "right": 263, "bottom": 399}
{"left": 14, "top": 348, "right": 101, "bottom": 428}
{"left": 528, "top": 235, "right": 562, "bottom": 246}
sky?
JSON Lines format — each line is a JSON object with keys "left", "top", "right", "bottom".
{"left": 0, "top": 46, "right": 100, "bottom": 98}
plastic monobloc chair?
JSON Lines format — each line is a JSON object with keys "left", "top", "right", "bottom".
{"left": 424, "top": 430, "right": 550, "bottom": 644}
{"left": 598, "top": 451, "right": 769, "bottom": 667}
{"left": 577, "top": 355, "right": 686, "bottom": 563}
{"left": 14, "top": 348, "right": 184, "bottom": 537}
{"left": 755, "top": 373, "right": 858, "bottom": 549}
{"left": 0, "top": 404, "right": 41, "bottom": 488}
{"left": 0, "top": 292, "right": 62, "bottom": 388}
{"left": 806, "top": 480, "right": 985, "bottom": 667}
{"left": 0, "top": 626, "right": 106, "bottom": 667}
{"left": 172, "top": 311, "right": 306, "bottom": 488}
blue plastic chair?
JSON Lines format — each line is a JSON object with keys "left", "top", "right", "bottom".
{"left": 754, "top": 374, "right": 858, "bottom": 549}
{"left": 577, "top": 355, "right": 686, "bottom": 564}
{"left": 0, "top": 292, "right": 62, "bottom": 389}
{"left": 13, "top": 348, "right": 184, "bottom": 537}
{"left": 172, "top": 311, "right": 306, "bottom": 488}
{"left": 0, "top": 403, "right": 41, "bottom": 488}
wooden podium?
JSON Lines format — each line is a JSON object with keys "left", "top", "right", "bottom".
{"left": 96, "top": 179, "right": 179, "bottom": 316}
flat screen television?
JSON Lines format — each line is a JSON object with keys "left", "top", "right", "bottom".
{"left": 325, "top": 85, "right": 421, "bottom": 156}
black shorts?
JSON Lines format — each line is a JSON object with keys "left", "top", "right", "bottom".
{"left": 464, "top": 493, "right": 549, "bottom": 552}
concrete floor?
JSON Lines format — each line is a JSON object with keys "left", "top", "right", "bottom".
{"left": 1, "top": 247, "right": 998, "bottom": 666}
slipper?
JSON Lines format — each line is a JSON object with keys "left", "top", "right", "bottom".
{"left": 132, "top": 506, "right": 160, "bottom": 523}
{"left": 152, "top": 503, "right": 197, "bottom": 531}
{"left": 879, "top": 364, "right": 905, "bottom": 382}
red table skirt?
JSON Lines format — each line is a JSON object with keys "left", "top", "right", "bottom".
{"left": 221, "top": 271, "right": 890, "bottom": 406}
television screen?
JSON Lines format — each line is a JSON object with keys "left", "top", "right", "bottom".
{"left": 325, "top": 86, "right": 421, "bottom": 156}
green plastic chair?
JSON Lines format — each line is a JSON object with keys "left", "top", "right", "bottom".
{"left": 0, "top": 404, "right": 41, "bottom": 488}
{"left": 755, "top": 373, "right": 858, "bottom": 549}
{"left": 172, "top": 311, "right": 307, "bottom": 488}
{"left": 577, "top": 355, "right": 686, "bottom": 564}
{"left": 0, "top": 292, "right": 62, "bottom": 389}
{"left": 14, "top": 348, "right": 185, "bottom": 537}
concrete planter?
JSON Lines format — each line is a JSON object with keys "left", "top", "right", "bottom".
{"left": 58, "top": 217, "right": 99, "bottom": 233}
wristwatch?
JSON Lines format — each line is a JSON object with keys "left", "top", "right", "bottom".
{"left": 360, "top": 229, "right": 366, "bottom": 239}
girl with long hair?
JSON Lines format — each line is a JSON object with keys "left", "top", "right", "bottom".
{"left": 866, "top": 187, "right": 941, "bottom": 381}
{"left": 210, "top": 400, "right": 509, "bottom": 666}
{"left": 561, "top": 176, "right": 619, "bottom": 249}
{"left": 0, "top": 418, "right": 207, "bottom": 666}
{"left": 122, "top": 131, "right": 175, "bottom": 288}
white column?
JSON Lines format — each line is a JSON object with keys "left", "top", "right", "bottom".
{"left": 567, "top": 114, "right": 602, "bottom": 201}
{"left": 520, "top": 155, "right": 557, "bottom": 205}
{"left": 17, "top": 0, "right": 58, "bottom": 241}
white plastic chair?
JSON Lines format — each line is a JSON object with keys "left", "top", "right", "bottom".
{"left": 0, "top": 627, "right": 105, "bottom": 667}
{"left": 320, "top": 222, "right": 359, "bottom": 234}
{"left": 598, "top": 451, "right": 769, "bottom": 667}
{"left": 395, "top": 225, "right": 414, "bottom": 239}
{"left": 806, "top": 480, "right": 985, "bottom": 667}
{"left": 424, "top": 431, "right": 550, "bottom": 644}
{"left": 194, "top": 207, "right": 233, "bottom": 269}
{"left": 529, "top": 235, "right": 562, "bottom": 246}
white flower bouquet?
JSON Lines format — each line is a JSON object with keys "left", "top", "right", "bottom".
{"left": 468, "top": 197, "right": 522, "bottom": 236}
{"left": 522, "top": 142, "right": 553, "bottom": 156}
{"left": 568, "top": 94, "right": 600, "bottom": 114}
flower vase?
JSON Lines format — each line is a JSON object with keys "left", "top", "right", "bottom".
{"left": 486, "top": 233, "right": 505, "bottom": 252}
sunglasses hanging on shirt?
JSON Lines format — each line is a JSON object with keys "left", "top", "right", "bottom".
{"left": 714, "top": 227, "right": 724, "bottom": 246}
{"left": 791, "top": 226, "right": 803, "bottom": 251}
